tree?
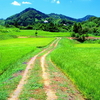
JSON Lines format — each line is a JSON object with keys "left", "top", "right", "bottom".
{"left": 26, "top": 25, "right": 33, "bottom": 29}
{"left": 73, "top": 23, "right": 78, "bottom": 33}
{"left": 42, "top": 22, "right": 59, "bottom": 32}
{"left": 14, "top": 21, "right": 19, "bottom": 28}
{"left": 77, "top": 23, "right": 82, "bottom": 34}
{"left": 35, "top": 30, "right": 38, "bottom": 37}
{"left": 72, "top": 23, "right": 88, "bottom": 42}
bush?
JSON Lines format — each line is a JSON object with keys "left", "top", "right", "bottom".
{"left": 72, "top": 23, "right": 88, "bottom": 42}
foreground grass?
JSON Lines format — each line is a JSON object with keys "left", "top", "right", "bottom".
{"left": 51, "top": 38, "right": 100, "bottom": 100}
{"left": 46, "top": 55, "right": 81, "bottom": 100}
{"left": 0, "top": 49, "right": 42, "bottom": 100}
{"left": 0, "top": 37, "right": 55, "bottom": 99}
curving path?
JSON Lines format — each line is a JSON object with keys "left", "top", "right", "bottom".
{"left": 8, "top": 38, "right": 84, "bottom": 100}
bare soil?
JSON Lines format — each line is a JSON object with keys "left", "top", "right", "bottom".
{"left": 18, "top": 36, "right": 28, "bottom": 38}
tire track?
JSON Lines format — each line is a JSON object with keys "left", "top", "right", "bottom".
{"left": 8, "top": 37, "right": 84, "bottom": 100}
{"left": 8, "top": 38, "right": 59, "bottom": 100}
{"left": 40, "top": 38, "right": 60, "bottom": 100}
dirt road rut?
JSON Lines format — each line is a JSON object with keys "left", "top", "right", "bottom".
{"left": 8, "top": 38, "right": 84, "bottom": 100}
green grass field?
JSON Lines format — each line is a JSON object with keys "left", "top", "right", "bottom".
{"left": 14, "top": 30, "right": 71, "bottom": 37}
{"left": 0, "top": 29, "right": 71, "bottom": 38}
{"left": 51, "top": 38, "right": 100, "bottom": 100}
{"left": 75, "top": 44, "right": 100, "bottom": 47}
{"left": 0, "top": 27, "right": 100, "bottom": 99}
{"left": 0, "top": 37, "right": 55, "bottom": 99}
{"left": 0, "top": 38, "right": 55, "bottom": 75}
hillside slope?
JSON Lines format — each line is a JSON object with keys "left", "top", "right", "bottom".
{"left": 6, "top": 8, "right": 49, "bottom": 26}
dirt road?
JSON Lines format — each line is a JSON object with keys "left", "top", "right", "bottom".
{"left": 8, "top": 38, "right": 84, "bottom": 100}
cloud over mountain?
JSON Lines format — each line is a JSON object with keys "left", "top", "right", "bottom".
{"left": 11, "top": 1, "right": 21, "bottom": 6}
{"left": 22, "top": 2, "right": 32, "bottom": 4}
{"left": 11, "top": 1, "right": 32, "bottom": 6}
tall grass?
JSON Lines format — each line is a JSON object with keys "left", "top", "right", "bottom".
{"left": 0, "top": 37, "right": 55, "bottom": 99}
{"left": 0, "top": 38, "right": 55, "bottom": 75}
{"left": 0, "top": 34, "right": 17, "bottom": 40}
{"left": 51, "top": 38, "right": 100, "bottom": 100}
{"left": 0, "top": 27, "right": 19, "bottom": 40}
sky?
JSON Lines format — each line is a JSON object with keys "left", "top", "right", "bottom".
{"left": 0, "top": 0, "right": 100, "bottom": 19}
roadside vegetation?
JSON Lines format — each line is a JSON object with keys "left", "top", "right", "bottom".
{"left": 51, "top": 38, "right": 100, "bottom": 100}
{"left": 0, "top": 37, "right": 55, "bottom": 99}
{"left": 84, "top": 39, "right": 100, "bottom": 44}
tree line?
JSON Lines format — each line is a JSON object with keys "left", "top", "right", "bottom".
{"left": 1, "top": 16, "right": 100, "bottom": 42}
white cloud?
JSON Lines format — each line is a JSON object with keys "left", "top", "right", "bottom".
{"left": 11, "top": 1, "right": 21, "bottom": 6}
{"left": 22, "top": 1, "right": 32, "bottom": 4}
{"left": 56, "top": 0, "right": 60, "bottom": 4}
{"left": 51, "top": 0, "right": 60, "bottom": 4}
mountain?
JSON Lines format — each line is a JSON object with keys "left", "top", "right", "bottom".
{"left": 48, "top": 13, "right": 95, "bottom": 22}
{"left": 5, "top": 7, "right": 95, "bottom": 26}
{"left": 48, "top": 13, "right": 77, "bottom": 21}
{"left": 6, "top": 8, "right": 49, "bottom": 26}
{"left": 77, "top": 15, "right": 95, "bottom": 22}
{"left": 0, "top": 18, "right": 4, "bottom": 20}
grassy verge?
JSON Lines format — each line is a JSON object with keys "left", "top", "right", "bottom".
{"left": 84, "top": 39, "right": 100, "bottom": 44}
{"left": 46, "top": 55, "right": 79, "bottom": 100}
{"left": 51, "top": 38, "right": 100, "bottom": 100}
{"left": 0, "top": 48, "right": 41, "bottom": 100}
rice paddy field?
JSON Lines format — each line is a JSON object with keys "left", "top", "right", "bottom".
{"left": 0, "top": 38, "right": 55, "bottom": 75}
{"left": 0, "top": 37, "right": 55, "bottom": 99}
{"left": 51, "top": 38, "right": 100, "bottom": 100}
{"left": 0, "top": 27, "right": 100, "bottom": 99}
{"left": 0, "top": 29, "right": 71, "bottom": 38}
{"left": 9, "top": 30, "right": 71, "bottom": 37}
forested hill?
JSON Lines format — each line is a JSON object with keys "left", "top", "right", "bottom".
{"left": 5, "top": 8, "right": 49, "bottom": 26}
{"left": 78, "top": 15, "right": 95, "bottom": 22}
{"left": 5, "top": 7, "right": 94, "bottom": 26}
{"left": 48, "top": 13, "right": 95, "bottom": 22}
{"left": 48, "top": 13, "right": 77, "bottom": 21}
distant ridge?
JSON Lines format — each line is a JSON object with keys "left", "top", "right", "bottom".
{"left": 48, "top": 13, "right": 95, "bottom": 22}
{"left": 48, "top": 13, "right": 77, "bottom": 21}
{"left": 78, "top": 15, "right": 95, "bottom": 22}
